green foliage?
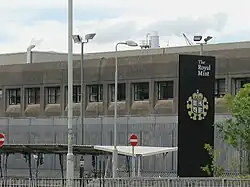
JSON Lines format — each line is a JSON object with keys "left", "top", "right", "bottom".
{"left": 201, "top": 143, "right": 224, "bottom": 177}
{"left": 215, "top": 83, "right": 250, "bottom": 174}
{"left": 237, "top": 175, "right": 250, "bottom": 179}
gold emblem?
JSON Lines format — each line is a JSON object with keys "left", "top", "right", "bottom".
{"left": 186, "top": 90, "right": 208, "bottom": 120}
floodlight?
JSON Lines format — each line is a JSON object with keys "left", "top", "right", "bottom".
{"left": 125, "top": 40, "right": 138, "bottom": 47}
{"left": 72, "top": 35, "right": 82, "bottom": 44}
{"left": 193, "top": 35, "right": 202, "bottom": 42}
{"left": 204, "top": 36, "right": 213, "bottom": 43}
{"left": 85, "top": 33, "right": 96, "bottom": 41}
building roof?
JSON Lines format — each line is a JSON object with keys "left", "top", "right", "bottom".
{"left": 0, "top": 144, "right": 107, "bottom": 155}
{"left": 1, "top": 41, "right": 250, "bottom": 65}
{"left": 94, "top": 146, "right": 178, "bottom": 157}
{"left": 0, "top": 144, "right": 178, "bottom": 157}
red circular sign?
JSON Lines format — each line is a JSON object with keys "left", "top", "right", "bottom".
{"left": 130, "top": 134, "right": 138, "bottom": 146}
{"left": 0, "top": 133, "right": 5, "bottom": 147}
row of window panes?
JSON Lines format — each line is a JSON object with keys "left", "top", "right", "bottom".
{"left": 7, "top": 78, "right": 239, "bottom": 105}
{"left": 214, "top": 78, "right": 250, "bottom": 97}
{"left": 6, "top": 81, "right": 175, "bottom": 105}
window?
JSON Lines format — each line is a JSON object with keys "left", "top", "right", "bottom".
{"left": 47, "top": 87, "right": 60, "bottom": 104}
{"left": 88, "top": 85, "right": 103, "bottom": 102}
{"left": 0, "top": 89, "right": 3, "bottom": 99}
{"left": 65, "top": 85, "right": 81, "bottom": 103}
{"left": 215, "top": 79, "right": 226, "bottom": 97}
{"left": 109, "top": 83, "right": 126, "bottom": 102}
{"left": 73, "top": 86, "right": 81, "bottom": 103}
{"left": 26, "top": 88, "right": 40, "bottom": 104}
{"left": 234, "top": 78, "right": 250, "bottom": 94}
{"left": 8, "top": 88, "right": 21, "bottom": 105}
{"left": 134, "top": 82, "right": 149, "bottom": 101}
{"left": 157, "top": 81, "right": 174, "bottom": 100}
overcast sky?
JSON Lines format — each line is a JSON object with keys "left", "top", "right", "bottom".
{"left": 0, "top": 0, "right": 249, "bottom": 54}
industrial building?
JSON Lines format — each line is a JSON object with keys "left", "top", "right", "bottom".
{"left": 0, "top": 40, "right": 250, "bottom": 117}
{"left": 0, "top": 39, "right": 250, "bottom": 177}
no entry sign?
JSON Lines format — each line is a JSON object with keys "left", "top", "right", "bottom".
{"left": 130, "top": 134, "right": 138, "bottom": 147}
{"left": 0, "top": 133, "right": 5, "bottom": 147}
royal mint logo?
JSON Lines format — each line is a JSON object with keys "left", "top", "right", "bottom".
{"left": 197, "top": 60, "right": 211, "bottom": 77}
{"left": 186, "top": 90, "right": 209, "bottom": 121}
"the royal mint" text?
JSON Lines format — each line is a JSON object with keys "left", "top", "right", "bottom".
{"left": 197, "top": 60, "right": 211, "bottom": 77}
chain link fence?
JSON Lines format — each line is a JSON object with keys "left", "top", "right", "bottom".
{"left": 0, "top": 115, "right": 247, "bottom": 177}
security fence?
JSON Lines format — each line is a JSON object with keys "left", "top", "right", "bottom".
{"left": 1, "top": 177, "right": 250, "bottom": 187}
{"left": 0, "top": 115, "right": 247, "bottom": 177}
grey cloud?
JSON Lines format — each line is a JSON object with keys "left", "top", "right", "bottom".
{"left": 212, "top": 13, "right": 228, "bottom": 31}
{"left": 93, "top": 20, "right": 138, "bottom": 44}
{"left": 81, "top": 12, "right": 228, "bottom": 45}
{"left": 139, "top": 13, "right": 228, "bottom": 37}
{"left": 216, "top": 30, "right": 250, "bottom": 43}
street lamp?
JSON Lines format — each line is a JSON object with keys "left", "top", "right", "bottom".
{"left": 26, "top": 44, "right": 36, "bottom": 64}
{"left": 204, "top": 36, "right": 213, "bottom": 44}
{"left": 73, "top": 33, "right": 96, "bottom": 146}
{"left": 193, "top": 35, "right": 213, "bottom": 55}
{"left": 67, "top": 0, "right": 74, "bottom": 186}
{"left": 97, "top": 57, "right": 107, "bottom": 117}
{"left": 113, "top": 40, "right": 138, "bottom": 178}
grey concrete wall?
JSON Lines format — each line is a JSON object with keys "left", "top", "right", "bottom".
{"left": 2, "top": 40, "right": 250, "bottom": 65}
{"left": 1, "top": 52, "right": 249, "bottom": 117}
{"left": 0, "top": 115, "right": 243, "bottom": 177}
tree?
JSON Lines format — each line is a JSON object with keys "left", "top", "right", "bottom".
{"left": 216, "top": 83, "right": 250, "bottom": 173}
{"left": 201, "top": 143, "right": 224, "bottom": 177}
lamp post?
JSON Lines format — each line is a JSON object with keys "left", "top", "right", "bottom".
{"left": 26, "top": 44, "right": 36, "bottom": 64}
{"left": 79, "top": 156, "right": 85, "bottom": 187}
{"left": 193, "top": 35, "right": 213, "bottom": 55}
{"left": 67, "top": 0, "right": 74, "bottom": 186}
{"left": 113, "top": 40, "right": 138, "bottom": 178}
{"left": 98, "top": 57, "right": 107, "bottom": 133}
{"left": 73, "top": 33, "right": 96, "bottom": 146}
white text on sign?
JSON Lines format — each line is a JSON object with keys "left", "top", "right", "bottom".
{"left": 197, "top": 60, "right": 211, "bottom": 77}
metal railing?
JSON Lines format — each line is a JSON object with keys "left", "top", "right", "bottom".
{"left": 1, "top": 178, "right": 250, "bottom": 187}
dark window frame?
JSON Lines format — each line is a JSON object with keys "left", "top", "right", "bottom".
{"left": 26, "top": 88, "right": 40, "bottom": 104}
{"left": 215, "top": 79, "right": 226, "bottom": 97}
{"left": 110, "top": 83, "right": 126, "bottom": 102}
{"left": 157, "top": 81, "right": 174, "bottom": 100}
{"left": 65, "top": 85, "right": 81, "bottom": 103}
{"left": 134, "top": 82, "right": 149, "bottom": 101}
{"left": 47, "top": 87, "right": 60, "bottom": 104}
{"left": 73, "top": 86, "right": 81, "bottom": 103}
{"left": 234, "top": 77, "right": 250, "bottom": 94}
{"left": 88, "top": 84, "right": 103, "bottom": 102}
{"left": 8, "top": 88, "right": 21, "bottom": 105}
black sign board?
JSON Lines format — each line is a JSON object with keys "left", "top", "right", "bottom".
{"left": 178, "top": 54, "right": 215, "bottom": 177}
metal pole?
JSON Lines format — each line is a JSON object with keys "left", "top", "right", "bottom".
{"left": 137, "top": 156, "right": 141, "bottom": 177}
{"left": 81, "top": 42, "right": 85, "bottom": 145}
{"left": 98, "top": 57, "right": 106, "bottom": 117}
{"left": 79, "top": 156, "right": 85, "bottom": 187}
{"left": 132, "top": 146, "right": 135, "bottom": 177}
{"left": 200, "top": 43, "right": 204, "bottom": 55}
{"left": 26, "top": 49, "right": 31, "bottom": 64}
{"left": 67, "top": 0, "right": 74, "bottom": 186}
{"left": 112, "top": 43, "right": 119, "bottom": 178}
